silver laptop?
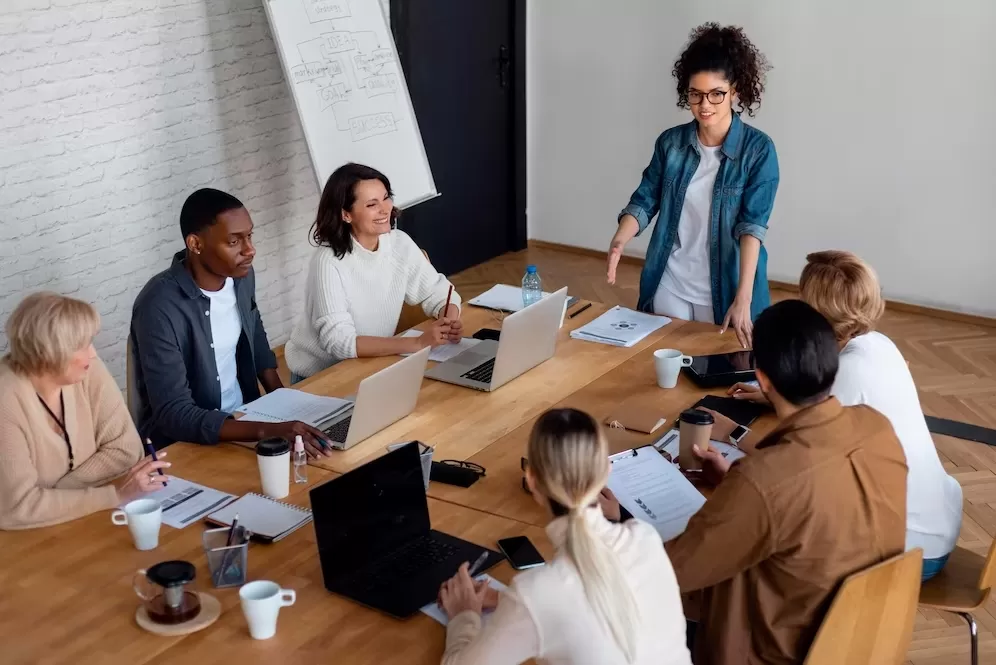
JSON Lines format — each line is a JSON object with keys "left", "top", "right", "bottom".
{"left": 319, "top": 346, "right": 430, "bottom": 450}
{"left": 425, "top": 287, "right": 568, "bottom": 392}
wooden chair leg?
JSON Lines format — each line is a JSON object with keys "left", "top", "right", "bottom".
{"left": 956, "top": 612, "right": 978, "bottom": 665}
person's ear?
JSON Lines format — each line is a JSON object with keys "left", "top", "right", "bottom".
{"left": 756, "top": 368, "right": 773, "bottom": 395}
{"left": 341, "top": 208, "right": 351, "bottom": 225}
{"left": 185, "top": 234, "right": 203, "bottom": 256}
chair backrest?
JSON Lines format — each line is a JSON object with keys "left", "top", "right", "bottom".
{"left": 977, "top": 537, "right": 996, "bottom": 593}
{"left": 804, "top": 548, "right": 923, "bottom": 665}
{"left": 394, "top": 248, "right": 433, "bottom": 334}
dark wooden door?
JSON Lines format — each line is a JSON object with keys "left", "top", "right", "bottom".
{"left": 391, "top": 0, "right": 522, "bottom": 275}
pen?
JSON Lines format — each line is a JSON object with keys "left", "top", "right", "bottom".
{"left": 568, "top": 302, "right": 592, "bottom": 319}
{"left": 143, "top": 438, "right": 167, "bottom": 487}
{"left": 467, "top": 551, "right": 489, "bottom": 577}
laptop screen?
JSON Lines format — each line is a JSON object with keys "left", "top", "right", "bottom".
{"left": 310, "top": 442, "right": 430, "bottom": 576}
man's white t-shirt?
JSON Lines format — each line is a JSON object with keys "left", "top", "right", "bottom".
{"left": 200, "top": 277, "right": 244, "bottom": 414}
{"left": 832, "top": 332, "right": 963, "bottom": 559}
{"left": 656, "top": 140, "right": 721, "bottom": 308}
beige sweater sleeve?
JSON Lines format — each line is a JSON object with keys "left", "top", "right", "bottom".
{"left": 54, "top": 358, "right": 142, "bottom": 490}
{"left": 442, "top": 589, "right": 540, "bottom": 665}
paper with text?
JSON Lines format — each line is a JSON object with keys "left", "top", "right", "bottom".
{"left": 652, "top": 429, "right": 747, "bottom": 466}
{"left": 607, "top": 448, "right": 705, "bottom": 542}
{"left": 570, "top": 306, "right": 670, "bottom": 348}
{"left": 141, "top": 477, "right": 236, "bottom": 529}
{"left": 238, "top": 388, "right": 352, "bottom": 426}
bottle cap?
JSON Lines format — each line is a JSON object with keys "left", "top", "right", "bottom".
{"left": 526, "top": 265, "right": 537, "bottom": 274}
{"left": 294, "top": 435, "right": 304, "bottom": 453}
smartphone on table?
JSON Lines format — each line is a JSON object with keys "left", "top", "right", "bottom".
{"left": 497, "top": 536, "right": 545, "bottom": 570}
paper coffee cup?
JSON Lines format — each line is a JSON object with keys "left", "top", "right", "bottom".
{"left": 678, "top": 409, "right": 714, "bottom": 471}
{"left": 256, "top": 438, "right": 290, "bottom": 499}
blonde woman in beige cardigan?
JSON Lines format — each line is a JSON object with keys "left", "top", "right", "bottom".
{"left": 436, "top": 408, "right": 691, "bottom": 665}
{"left": 0, "top": 293, "right": 169, "bottom": 530}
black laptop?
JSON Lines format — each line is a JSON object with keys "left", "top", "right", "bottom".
{"left": 310, "top": 442, "right": 503, "bottom": 618}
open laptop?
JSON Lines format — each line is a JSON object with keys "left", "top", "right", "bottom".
{"left": 319, "top": 346, "right": 431, "bottom": 450}
{"left": 311, "top": 442, "right": 503, "bottom": 618}
{"left": 425, "top": 287, "right": 568, "bottom": 391}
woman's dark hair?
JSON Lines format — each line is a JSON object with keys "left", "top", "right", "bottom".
{"left": 753, "top": 300, "right": 839, "bottom": 406}
{"left": 311, "top": 162, "right": 397, "bottom": 258}
{"left": 672, "top": 23, "right": 770, "bottom": 117}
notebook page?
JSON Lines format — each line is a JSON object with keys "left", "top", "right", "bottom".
{"left": 208, "top": 494, "right": 312, "bottom": 540}
{"left": 238, "top": 388, "right": 352, "bottom": 427}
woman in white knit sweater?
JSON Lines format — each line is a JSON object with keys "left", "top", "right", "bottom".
{"left": 286, "top": 163, "right": 462, "bottom": 381}
{"left": 436, "top": 408, "right": 691, "bottom": 665}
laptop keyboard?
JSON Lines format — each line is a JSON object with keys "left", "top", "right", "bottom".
{"left": 323, "top": 416, "right": 352, "bottom": 444}
{"left": 348, "top": 534, "right": 459, "bottom": 593}
{"left": 461, "top": 358, "right": 495, "bottom": 384}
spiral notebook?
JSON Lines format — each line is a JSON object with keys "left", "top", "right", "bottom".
{"left": 205, "top": 493, "right": 313, "bottom": 543}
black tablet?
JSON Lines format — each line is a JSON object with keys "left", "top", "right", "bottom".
{"left": 683, "top": 351, "right": 756, "bottom": 388}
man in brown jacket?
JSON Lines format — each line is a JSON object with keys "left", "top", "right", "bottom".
{"left": 666, "top": 300, "right": 908, "bottom": 665}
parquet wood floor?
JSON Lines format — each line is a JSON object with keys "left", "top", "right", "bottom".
{"left": 448, "top": 244, "right": 996, "bottom": 665}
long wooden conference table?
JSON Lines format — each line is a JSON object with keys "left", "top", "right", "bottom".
{"left": 0, "top": 299, "right": 776, "bottom": 664}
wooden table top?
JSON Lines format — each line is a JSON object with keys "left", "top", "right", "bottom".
{"left": 298, "top": 303, "right": 683, "bottom": 474}
{"left": 4, "top": 300, "right": 769, "bottom": 664}
{"left": 1, "top": 443, "right": 551, "bottom": 665}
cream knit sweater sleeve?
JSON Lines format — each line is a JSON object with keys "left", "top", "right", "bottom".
{"left": 395, "top": 231, "right": 463, "bottom": 317}
{"left": 312, "top": 258, "right": 360, "bottom": 361}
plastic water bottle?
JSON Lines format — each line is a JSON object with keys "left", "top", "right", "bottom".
{"left": 522, "top": 265, "right": 543, "bottom": 308}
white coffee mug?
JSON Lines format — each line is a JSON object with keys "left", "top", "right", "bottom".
{"left": 240, "top": 580, "right": 296, "bottom": 640}
{"left": 111, "top": 498, "right": 162, "bottom": 551}
{"left": 654, "top": 348, "right": 693, "bottom": 389}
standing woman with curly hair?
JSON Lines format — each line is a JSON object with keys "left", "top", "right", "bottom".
{"left": 607, "top": 24, "right": 778, "bottom": 348}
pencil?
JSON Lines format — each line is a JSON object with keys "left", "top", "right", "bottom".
{"left": 441, "top": 284, "right": 453, "bottom": 320}
{"left": 568, "top": 302, "right": 592, "bottom": 319}
{"left": 467, "top": 550, "right": 490, "bottom": 577}
{"left": 144, "top": 438, "right": 167, "bottom": 486}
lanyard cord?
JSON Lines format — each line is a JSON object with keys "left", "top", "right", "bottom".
{"left": 37, "top": 392, "right": 74, "bottom": 471}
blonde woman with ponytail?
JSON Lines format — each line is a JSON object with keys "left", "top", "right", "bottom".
{"left": 437, "top": 408, "right": 691, "bottom": 665}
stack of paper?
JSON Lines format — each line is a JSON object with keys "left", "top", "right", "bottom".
{"left": 570, "top": 306, "right": 670, "bottom": 347}
{"left": 606, "top": 447, "right": 705, "bottom": 541}
{"left": 238, "top": 388, "right": 352, "bottom": 427}
{"left": 468, "top": 284, "right": 551, "bottom": 312}
{"left": 651, "top": 428, "right": 747, "bottom": 465}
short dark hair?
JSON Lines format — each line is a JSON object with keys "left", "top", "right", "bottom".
{"left": 672, "top": 23, "right": 771, "bottom": 117}
{"left": 311, "top": 163, "right": 397, "bottom": 258}
{"left": 179, "top": 188, "right": 245, "bottom": 239}
{"left": 753, "top": 300, "right": 839, "bottom": 406}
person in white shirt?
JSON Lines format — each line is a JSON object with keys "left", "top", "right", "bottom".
{"left": 730, "top": 250, "right": 963, "bottom": 580}
{"left": 436, "top": 408, "right": 691, "bottom": 665}
{"left": 286, "top": 163, "right": 462, "bottom": 382}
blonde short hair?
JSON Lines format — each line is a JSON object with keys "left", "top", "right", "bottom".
{"left": 799, "top": 251, "right": 885, "bottom": 342}
{"left": 4, "top": 292, "right": 100, "bottom": 376}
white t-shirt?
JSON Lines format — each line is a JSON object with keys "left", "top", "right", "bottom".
{"left": 200, "top": 277, "right": 244, "bottom": 414}
{"left": 657, "top": 140, "right": 721, "bottom": 307}
{"left": 832, "top": 332, "right": 963, "bottom": 559}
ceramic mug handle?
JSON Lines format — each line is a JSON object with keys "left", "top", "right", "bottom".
{"left": 111, "top": 510, "right": 128, "bottom": 525}
{"left": 133, "top": 569, "right": 156, "bottom": 601}
{"left": 681, "top": 355, "right": 693, "bottom": 367}
{"left": 280, "top": 589, "right": 296, "bottom": 607}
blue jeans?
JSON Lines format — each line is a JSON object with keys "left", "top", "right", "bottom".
{"left": 290, "top": 372, "right": 306, "bottom": 385}
{"left": 922, "top": 553, "right": 950, "bottom": 581}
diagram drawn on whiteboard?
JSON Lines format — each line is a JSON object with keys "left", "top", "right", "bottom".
{"left": 291, "top": 0, "right": 402, "bottom": 143}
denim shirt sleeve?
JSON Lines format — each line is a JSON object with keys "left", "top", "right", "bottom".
{"left": 733, "top": 140, "right": 779, "bottom": 243}
{"left": 133, "top": 303, "right": 229, "bottom": 445}
{"left": 618, "top": 136, "right": 666, "bottom": 235}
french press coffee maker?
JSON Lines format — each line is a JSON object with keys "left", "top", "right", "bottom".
{"left": 133, "top": 560, "right": 201, "bottom": 625}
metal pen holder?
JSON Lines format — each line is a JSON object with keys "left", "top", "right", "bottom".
{"left": 202, "top": 526, "right": 250, "bottom": 588}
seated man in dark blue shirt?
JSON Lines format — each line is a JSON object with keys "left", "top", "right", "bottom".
{"left": 130, "top": 188, "right": 331, "bottom": 457}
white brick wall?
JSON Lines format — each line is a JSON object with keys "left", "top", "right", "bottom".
{"left": 0, "top": 0, "right": 348, "bottom": 388}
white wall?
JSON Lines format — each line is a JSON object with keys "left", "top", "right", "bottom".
{"left": 528, "top": 0, "right": 996, "bottom": 316}
{"left": 0, "top": 0, "right": 324, "bottom": 386}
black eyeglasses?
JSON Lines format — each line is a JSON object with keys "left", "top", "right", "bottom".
{"left": 688, "top": 90, "right": 729, "bottom": 105}
{"left": 438, "top": 459, "right": 485, "bottom": 476}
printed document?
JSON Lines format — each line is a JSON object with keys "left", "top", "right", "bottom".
{"left": 398, "top": 330, "right": 482, "bottom": 363}
{"left": 651, "top": 428, "right": 747, "bottom": 466}
{"left": 141, "top": 477, "right": 236, "bottom": 529}
{"left": 570, "top": 306, "right": 670, "bottom": 347}
{"left": 420, "top": 574, "right": 509, "bottom": 625}
{"left": 238, "top": 388, "right": 352, "bottom": 426}
{"left": 606, "top": 448, "right": 705, "bottom": 541}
